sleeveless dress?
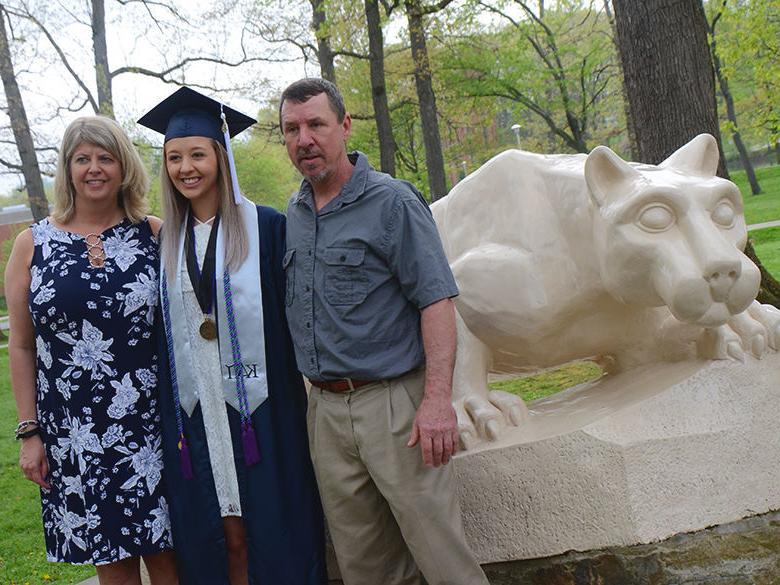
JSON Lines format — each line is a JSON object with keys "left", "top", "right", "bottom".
{"left": 30, "top": 217, "right": 173, "bottom": 565}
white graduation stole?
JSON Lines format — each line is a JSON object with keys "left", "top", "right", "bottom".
{"left": 161, "top": 197, "right": 268, "bottom": 417}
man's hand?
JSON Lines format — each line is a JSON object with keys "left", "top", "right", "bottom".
{"left": 20, "top": 435, "right": 50, "bottom": 489}
{"left": 407, "top": 394, "right": 459, "bottom": 467}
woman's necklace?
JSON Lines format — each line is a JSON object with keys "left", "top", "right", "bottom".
{"left": 75, "top": 216, "right": 123, "bottom": 269}
{"left": 85, "top": 233, "right": 107, "bottom": 268}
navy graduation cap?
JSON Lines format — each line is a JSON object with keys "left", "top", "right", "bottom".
{"left": 138, "top": 87, "right": 255, "bottom": 203}
{"left": 137, "top": 86, "right": 256, "bottom": 144}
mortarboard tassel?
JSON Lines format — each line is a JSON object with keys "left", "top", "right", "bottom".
{"left": 178, "top": 433, "right": 194, "bottom": 480}
{"left": 241, "top": 422, "right": 261, "bottom": 466}
{"left": 220, "top": 105, "right": 243, "bottom": 205}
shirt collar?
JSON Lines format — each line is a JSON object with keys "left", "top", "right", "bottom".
{"left": 293, "top": 151, "right": 370, "bottom": 212}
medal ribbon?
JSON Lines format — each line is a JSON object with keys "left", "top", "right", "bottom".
{"left": 184, "top": 213, "right": 220, "bottom": 316}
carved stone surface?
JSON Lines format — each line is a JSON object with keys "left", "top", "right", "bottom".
{"left": 431, "top": 134, "right": 780, "bottom": 447}
{"left": 453, "top": 351, "right": 780, "bottom": 564}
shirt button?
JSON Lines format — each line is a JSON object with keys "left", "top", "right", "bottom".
{"left": 305, "top": 285, "right": 310, "bottom": 292}
{"left": 339, "top": 255, "right": 346, "bottom": 262}
{"left": 310, "top": 357, "right": 315, "bottom": 364}
{"left": 306, "top": 322, "right": 311, "bottom": 328}
{"left": 308, "top": 250, "right": 312, "bottom": 256}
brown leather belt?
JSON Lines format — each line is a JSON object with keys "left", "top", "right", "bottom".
{"left": 308, "top": 378, "right": 379, "bottom": 393}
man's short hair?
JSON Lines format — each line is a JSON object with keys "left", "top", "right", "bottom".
{"left": 279, "top": 78, "right": 346, "bottom": 129}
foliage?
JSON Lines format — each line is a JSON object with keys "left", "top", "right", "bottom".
{"left": 712, "top": 0, "right": 780, "bottom": 151}
{"left": 233, "top": 132, "right": 302, "bottom": 211}
{"left": 488, "top": 361, "right": 603, "bottom": 403}
{"left": 439, "top": 0, "right": 624, "bottom": 155}
{"left": 0, "top": 349, "right": 97, "bottom": 584}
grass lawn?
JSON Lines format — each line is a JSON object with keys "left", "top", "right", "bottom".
{"left": 750, "top": 226, "right": 780, "bottom": 278}
{"left": 729, "top": 166, "right": 780, "bottom": 280}
{"left": 731, "top": 165, "right": 780, "bottom": 225}
{"left": 0, "top": 348, "right": 96, "bottom": 585}
{"left": 488, "top": 361, "right": 602, "bottom": 402}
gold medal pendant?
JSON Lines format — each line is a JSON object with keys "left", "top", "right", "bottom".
{"left": 199, "top": 317, "right": 218, "bottom": 340}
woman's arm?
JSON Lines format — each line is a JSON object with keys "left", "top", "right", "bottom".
{"left": 6, "top": 229, "right": 50, "bottom": 488}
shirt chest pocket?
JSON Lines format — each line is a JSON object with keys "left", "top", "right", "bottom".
{"left": 324, "top": 247, "right": 369, "bottom": 306}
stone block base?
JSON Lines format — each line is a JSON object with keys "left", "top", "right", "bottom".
{"left": 455, "top": 352, "right": 780, "bottom": 563}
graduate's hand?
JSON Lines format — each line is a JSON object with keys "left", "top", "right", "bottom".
{"left": 20, "top": 435, "right": 51, "bottom": 489}
{"left": 407, "top": 394, "right": 459, "bottom": 467}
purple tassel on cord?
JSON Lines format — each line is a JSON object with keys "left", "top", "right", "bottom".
{"left": 242, "top": 422, "right": 261, "bottom": 466}
{"left": 179, "top": 434, "right": 193, "bottom": 480}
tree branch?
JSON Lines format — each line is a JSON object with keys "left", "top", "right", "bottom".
{"left": 4, "top": 4, "right": 99, "bottom": 112}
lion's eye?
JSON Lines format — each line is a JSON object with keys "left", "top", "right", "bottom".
{"left": 712, "top": 200, "right": 736, "bottom": 228}
{"left": 636, "top": 204, "right": 675, "bottom": 232}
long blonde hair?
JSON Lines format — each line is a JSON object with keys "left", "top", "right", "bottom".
{"left": 160, "top": 139, "right": 248, "bottom": 279}
{"left": 53, "top": 116, "right": 148, "bottom": 224}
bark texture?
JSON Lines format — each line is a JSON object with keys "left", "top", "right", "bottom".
{"left": 91, "top": 0, "right": 113, "bottom": 117}
{"left": 365, "top": 0, "right": 396, "bottom": 175}
{"left": 0, "top": 5, "right": 48, "bottom": 221}
{"left": 405, "top": 0, "right": 447, "bottom": 200}
{"left": 612, "top": 0, "right": 726, "bottom": 172}
{"left": 310, "top": 0, "right": 336, "bottom": 83}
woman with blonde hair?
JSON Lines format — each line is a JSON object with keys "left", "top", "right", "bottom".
{"left": 5, "top": 116, "right": 177, "bottom": 583}
{"left": 138, "top": 87, "right": 325, "bottom": 585}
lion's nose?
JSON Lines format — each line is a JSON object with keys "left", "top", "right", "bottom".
{"left": 704, "top": 260, "right": 740, "bottom": 301}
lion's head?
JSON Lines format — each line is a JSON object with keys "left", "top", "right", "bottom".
{"left": 584, "top": 134, "right": 760, "bottom": 327}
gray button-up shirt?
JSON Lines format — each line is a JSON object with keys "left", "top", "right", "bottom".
{"left": 284, "top": 152, "right": 458, "bottom": 380}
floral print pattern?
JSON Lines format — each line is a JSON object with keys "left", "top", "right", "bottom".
{"left": 30, "top": 218, "right": 172, "bottom": 565}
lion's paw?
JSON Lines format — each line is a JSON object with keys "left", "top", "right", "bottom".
{"left": 455, "top": 391, "right": 529, "bottom": 449}
{"left": 748, "top": 301, "right": 780, "bottom": 350}
{"left": 488, "top": 390, "right": 530, "bottom": 426}
{"left": 698, "top": 301, "right": 780, "bottom": 361}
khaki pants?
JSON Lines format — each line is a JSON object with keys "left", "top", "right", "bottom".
{"left": 307, "top": 368, "right": 489, "bottom": 585}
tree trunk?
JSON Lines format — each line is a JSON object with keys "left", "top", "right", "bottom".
{"left": 310, "top": 0, "right": 336, "bottom": 83}
{"left": 0, "top": 6, "right": 48, "bottom": 221}
{"left": 612, "top": 0, "right": 727, "bottom": 172}
{"left": 709, "top": 13, "right": 761, "bottom": 194}
{"left": 364, "top": 0, "right": 395, "bottom": 175}
{"left": 91, "top": 0, "right": 113, "bottom": 117}
{"left": 404, "top": 0, "right": 447, "bottom": 200}
{"left": 602, "top": 0, "right": 636, "bottom": 159}
{"left": 612, "top": 0, "right": 779, "bottom": 307}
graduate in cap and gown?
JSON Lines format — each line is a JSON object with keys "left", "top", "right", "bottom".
{"left": 138, "top": 87, "right": 326, "bottom": 585}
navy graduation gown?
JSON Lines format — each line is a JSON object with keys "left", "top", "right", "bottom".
{"left": 157, "top": 205, "right": 326, "bottom": 585}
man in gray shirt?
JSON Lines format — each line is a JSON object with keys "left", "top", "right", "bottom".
{"left": 280, "top": 78, "right": 488, "bottom": 585}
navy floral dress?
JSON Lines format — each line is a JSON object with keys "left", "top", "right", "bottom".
{"left": 29, "top": 217, "right": 172, "bottom": 565}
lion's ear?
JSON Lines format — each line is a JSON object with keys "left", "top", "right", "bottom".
{"left": 585, "top": 146, "right": 641, "bottom": 208}
{"left": 659, "top": 133, "right": 719, "bottom": 177}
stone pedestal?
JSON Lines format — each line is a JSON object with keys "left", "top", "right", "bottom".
{"left": 455, "top": 352, "right": 780, "bottom": 564}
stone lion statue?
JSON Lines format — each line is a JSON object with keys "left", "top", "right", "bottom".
{"left": 432, "top": 134, "right": 780, "bottom": 448}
